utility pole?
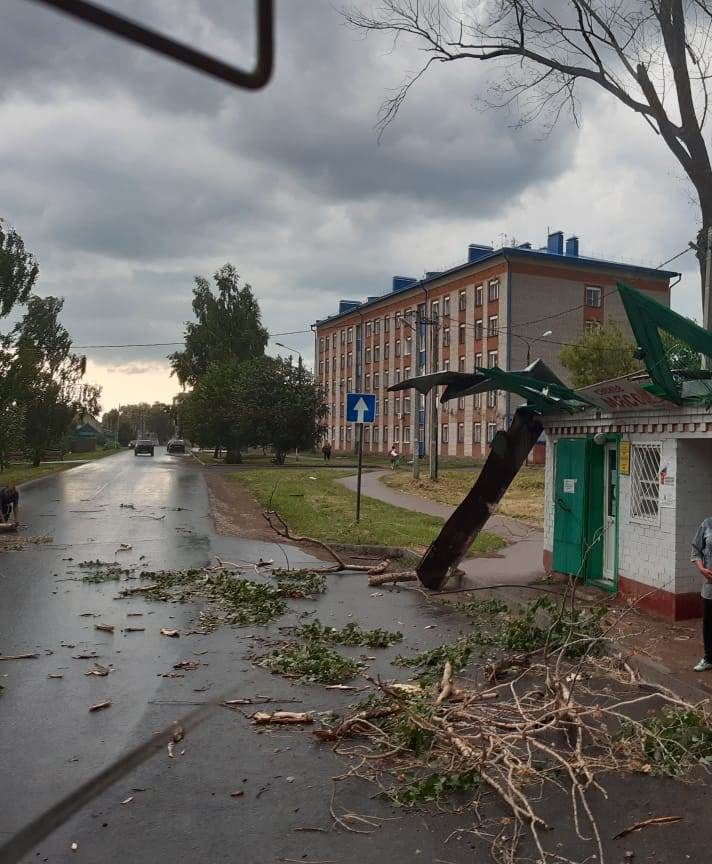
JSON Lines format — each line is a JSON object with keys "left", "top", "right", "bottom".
{"left": 429, "top": 305, "right": 439, "bottom": 481}
{"left": 703, "top": 227, "right": 712, "bottom": 369}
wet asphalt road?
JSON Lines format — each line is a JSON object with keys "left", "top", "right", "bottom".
{"left": 1, "top": 450, "right": 712, "bottom": 864}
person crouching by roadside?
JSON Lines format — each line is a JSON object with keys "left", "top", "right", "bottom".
{"left": 0, "top": 483, "right": 19, "bottom": 528}
{"left": 691, "top": 517, "right": 712, "bottom": 671}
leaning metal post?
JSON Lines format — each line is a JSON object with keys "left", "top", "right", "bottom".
{"left": 417, "top": 407, "right": 543, "bottom": 590}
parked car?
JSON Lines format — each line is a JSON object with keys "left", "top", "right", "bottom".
{"left": 167, "top": 439, "right": 186, "bottom": 454}
{"left": 134, "top": 439, "right": 155, "bottom": 457}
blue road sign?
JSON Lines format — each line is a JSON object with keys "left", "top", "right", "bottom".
{"left": 345, "top": 392, "right": 376, "bottom": 424}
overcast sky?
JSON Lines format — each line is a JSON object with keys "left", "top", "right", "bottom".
{"left": 0, "top": 0, "right": 702, "bottom": 412}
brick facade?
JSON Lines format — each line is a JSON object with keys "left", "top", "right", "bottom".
{"left": 315, "top": 239, "right": 674, "bottom": 458}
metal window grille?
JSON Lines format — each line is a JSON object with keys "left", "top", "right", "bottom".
{"left": 631, "top": 443, "right": 661, "bottom": 522}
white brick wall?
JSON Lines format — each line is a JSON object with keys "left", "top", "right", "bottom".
{"left": 543, "top": 402, "right": 712, "bottom": 596}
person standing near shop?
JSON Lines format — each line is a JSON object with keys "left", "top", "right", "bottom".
{"left": 691, "top": 518, "right": 712, "bottom": 671}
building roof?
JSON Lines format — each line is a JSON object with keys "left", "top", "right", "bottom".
{"left": 315, "top": 240, "right": 679, "bottom": 328}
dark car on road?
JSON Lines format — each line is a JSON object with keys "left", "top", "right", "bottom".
{"left": 167, "top": 439, "right": 186, "bottom": 454}
{"left": 134, "top": 439, "right": 155, "bottom": 457}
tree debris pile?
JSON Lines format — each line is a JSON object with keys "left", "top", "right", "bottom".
{"left": 257, "top": 642, "right": 365, "bottom": 684}
{"left": 313, "top": 652, "right": 710, "bottom": 863}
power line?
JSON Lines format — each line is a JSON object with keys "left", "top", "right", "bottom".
{"left": 70, "top": 329, "right": 313, "bottom": 350}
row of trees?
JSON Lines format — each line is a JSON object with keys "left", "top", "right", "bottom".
{"left": 0, "top": 223, "right": 100, "bottom": 468}
{"left": 171, "top": 264, "right": 327, "bottom": 462}
{"left": 102, "top": 402, "right": 175, "bottom": 446}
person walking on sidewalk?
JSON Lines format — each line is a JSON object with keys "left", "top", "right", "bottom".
{"left": 0, "top": 483, "right": 19, "bottom": 528}
{"left": 691, "top": 518, "right": 712, "bottom": 671}
{"left": 321, "top": 441, "right": 332, "bottom": 462}
{"left": 388, "top": 446, "right": 400, "bottom": 470}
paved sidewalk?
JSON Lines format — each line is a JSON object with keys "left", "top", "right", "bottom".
{"left": 338, "top": 469, "right": 545, "bottom": 588}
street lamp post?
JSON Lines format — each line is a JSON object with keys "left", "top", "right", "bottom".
{"left": 275, "top": 341, "right": 304, "bottom": 461}
{"left": 511, "top": 330, "right": 553, "bottom": 365}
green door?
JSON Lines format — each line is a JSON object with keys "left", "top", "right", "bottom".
{"left": 553, "top": 438, "right": 590, "bottom": 576}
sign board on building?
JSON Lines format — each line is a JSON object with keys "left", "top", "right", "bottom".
{"left": 345, "top": 393, "right": 376, "bottom": 424}
{"left": 619, "top": 441, "right": 630, "bottom": 475}
{"left": 563, "top": 478, "right": 576, "bottom": 494}
{"left": 578, "top": 376, "right": 675, "bottom": 412}
{"left": 659, "top": 461, "right": 676, "bottom": 508}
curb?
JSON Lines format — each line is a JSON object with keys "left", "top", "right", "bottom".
{"left": 609, "top": 642, "right": 712, "bottom": 704}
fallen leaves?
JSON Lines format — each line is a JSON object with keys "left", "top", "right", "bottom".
{"left": 84, "top": 664, "right": 110, "bottom": 677}
{"left": 160, "top": 628, "right": 180, "bottom": 638}
{"left": 173, "top": 660, "right": 199, "bottom": 670}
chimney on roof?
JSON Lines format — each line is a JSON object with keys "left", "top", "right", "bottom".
{"left": 392, "top": 276, "right": 417, "bottom": 293}
{"left": 468, "top": 243, "right": 493, "bottom": 263}
{"left": 565, "top": 236, "right": 579, "bottom": 257}
{"left": 547, "top": 231, "right": 564, "bottom": 254}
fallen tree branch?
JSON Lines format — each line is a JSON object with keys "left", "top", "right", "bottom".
{"left": 612, "top": 815, "right": 682, "bottom": 839}
{"left": 368, "top": 570, "right": 418, "bottom": 586}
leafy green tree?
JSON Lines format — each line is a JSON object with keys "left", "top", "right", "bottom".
{"left": 559, "top": 321, "right": 642, "bottom": 388}
{"left": 0, "top": 402, "right": 25, "bottom": 469}
{"left": 182, "top": 360, "right": 250, "bottom": 461}
{"left": 170, "top": 264, "right": 268, "bottom": 387}
{"left": 14, "top": 296, "right": 101, "bottom": 465}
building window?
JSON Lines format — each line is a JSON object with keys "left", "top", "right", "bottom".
{"left": 374, "top": 318, "right": 380, "bottom": 335}
{"left": 383, "top": 397, "right": 389, "bottom": 415}
{"left": 458, "top": 356, "right": 465, "bottom": 373}
{"left": 332, "top": 357, "right": 336, "bottom": 374}
{"left": 475, "top": 284, "right": 483, "bottom": 306}
{"left": 373, "top": 425, "right": 379, "bottom": 444}
{"left": 585, "top": 285, "right": 602, "bottom": 308}
{"left": 404, "top": 396, "right": 411, "bottom": 414}
{"left": 340, "top": 354, "right": 345, "bottom": 370}
{"left": 404, "top": 365, "right": 411, "bottom": 378}
{"left": 339, "top": 426, "right": 343, "bottom": 443}
{"left": 374, "top": 372, "right": 380, "bottom": 389}
{"left": 374, "top": 344, "right": 380, "bottom": 362}
{"left": 319, "top": 360, "right": 323, "bottom": 375}
{"left": 393, "top": 425, "right": 400, "bottom": 442}
{"left": 404, "top": 336, "right": 412, "bottom": 355}
{"left": 488, "top": 280, "right": 499, "bottom": 302}
{"left": 364, "top": 426, "right": 371, "bottom": 444}
{"left": 488, "top": 350, "right": 498, "bottom": 367}
{"left": 443, "top": 359, "right": 450, "bottom": 371}
{"left": 365, "top": 373, "right": 371, "bottom": 390}
{"left": 441, "top": 423, "right": 449, "bottom": 444}
{"left": 431, "top": 300, "right": 439, "bottom": 318}
{"left": 457, "top": 422, "right": 465, "bottom": 443}
{"left": 458, "top": 323, "right": 465, "bottom": 344}
{"left": 487, "top": 422, "right": 497, "bottom": 442}
{"left": 487, "top": 389, "right": 497, "bottom": 408}
{"left": 347, "top": 327, "right": 353, "bottom": 343}
{"left": 443, "top": 295, "right": 450, "bottom": 317}
{"left": 384, "top": 343, "right": 390, "bottom": 360}
{"left": 473, "top": 422, "right": 482, "bottom": 443}
{"left": 332, "top": 333, "right": 336, "bottom": 349}
{"left": 475, "top": 319, "right": 483, "bottom": 340}
{"left": 395, "top": 339, "right": 401, "bottom": 357}
{"left": 384, "top": 370, "right": 389, "bottom": 387}
{"left": 395, "top": 312, "right": 402, "bottom": 330}
{"left": 365, "top": 347, "right": 371, "bottom": 363}
{"left": 394, "top": 396, "right": 401, "bottom": 414}
{"left": 474, "top": 392, "right": 481, "bottom": 408}
{"left": 631, "top": 443, "right": 661, "bottom": 522}
{"left": 347, "top": 352, "right": 353, "bottom": 368}
{"left": 475, "top": 352, "right": 483, "bottom": 368}
{"left": 319, "top": 338, "right": 324, "bottom": 352}
{"left": 404, "top": 426, "right": 411, "bottom": 444}
{"left": 365, "top": 321, "right": 372, "bottom": 337}
{"left": 347, "top": 377, "right": 353, "bottom": 390}
{"left": 341, "top": 329, "right": 346, "bottom": 344}
{"left": 346, "top": 426, "right": 352, "bottom": 442}
{"left": 384, "top": 315, "right": 390, "bottom": 333}
{"left": 585, "top": 319, "right": 601, "bottom": 333}
{"left": 458, "top": 397, "right": 465, "bottom": 410}
{"left": 459, "top": 290, "right": 466, "bottom": 311}
{"left": 442, "top": 327, "right": 450, "bottom": 347}
{"left": 488, "top": 315, "right": 498, "bottom": 337}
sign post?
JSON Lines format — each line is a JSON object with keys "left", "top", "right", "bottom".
{"left": 345, "top": 393, "right": 377, "bottom": 524}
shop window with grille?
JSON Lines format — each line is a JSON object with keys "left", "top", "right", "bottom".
{"left": 631, "top": 443, "right": 661, "bottom": 522}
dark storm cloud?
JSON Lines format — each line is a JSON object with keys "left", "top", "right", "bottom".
{"left": 0, "top": 0, "right": 582, "bottom": 389}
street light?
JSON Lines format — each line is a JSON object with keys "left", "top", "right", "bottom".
{"left": 511, "top": 330, "right": 553, "bottom": 365}
{"left": 275, "top": 341, "right": 303, "bottom": 362}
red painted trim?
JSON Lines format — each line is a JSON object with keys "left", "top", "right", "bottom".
{"left": 618, "top": 573, "right": 702, "bottom": 621}
{"left": 543, "top": 548, "right": 553, "bottom": 572}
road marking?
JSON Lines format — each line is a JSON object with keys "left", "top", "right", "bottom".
{"left": 82, "top": 466, "right": 129, "bottom": 501}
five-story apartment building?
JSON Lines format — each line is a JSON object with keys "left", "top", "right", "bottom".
{"left": 314, "top": 231, "right": 677, "bottom": 457}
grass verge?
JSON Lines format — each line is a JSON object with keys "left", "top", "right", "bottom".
{"left": 381, "top": 464, "right": 545, "bottom": 528}
{"left": 228, "top": 468, "right": 506, "bottom": 556}
{"left": 0, "top": 450, "right": 122, "bottom": 488}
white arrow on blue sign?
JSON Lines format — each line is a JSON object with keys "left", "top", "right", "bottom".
{"left": 345, "top": 392, "right": 377, "bottom": 424}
